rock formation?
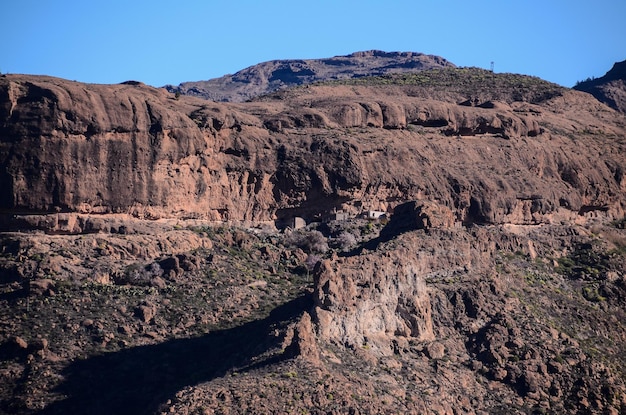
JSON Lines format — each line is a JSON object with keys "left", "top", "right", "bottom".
{"left": 165, "top": 50, "right": 455, "bottom": 102}
{"left": 1, "top": 68, "right": 625, "bottom": 232}
{"left": 1, "top": 60, "right": 626, "bottom": 414}
{"left": 574, "top": 59, "right": 626, "bottom": 114}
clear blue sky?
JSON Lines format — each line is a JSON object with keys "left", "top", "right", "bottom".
{"left": 2, "top": 0, "right": 625, "bottom": 87}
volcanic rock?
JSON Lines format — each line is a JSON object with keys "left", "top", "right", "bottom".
{"left": 11, "top": 336, "right": 28, "bottom": 350}
{"left": 28, "top": 278, "right": 56, "bottom": 296}
{"left": 165, "top": 50, "right": 455, "bottom": 102}
{"left": 2, "top": 68, "right": 625, "bottom": 229}
{"left": 1, "top": 55, "right": 626, "bottom": 414}
{"left": 574, "top": 59, "right": 626, "bottom": 113}
{"left": 135, "top": 303, "right": 156, "bottom": 323}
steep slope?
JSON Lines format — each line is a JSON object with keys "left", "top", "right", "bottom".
{"left": 162, "top": 222, "right": 626, "bottom": 414}
{"left": 574, "top": 59, "right": 626, "bottom": 114}
{"left": 1, "top": 69, "right": 625, "bottom": 231}
{"left": 1, "top": 65, "right": 626, "bottom": 415}
{"left": 165, "top": 50, "right": 455, "bottom": 102}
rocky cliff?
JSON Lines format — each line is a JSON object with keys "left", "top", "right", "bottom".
{"left": 165, "top": 50, "right": 455, "bottom": 102}
{"left": 2, "top": 64, "right": 626, "bottom": 414}
{"left": 1, "top": 68, "right": 625, "bottom": 231}
{"left": 574, "top": 59, "right": 626, "bottom": 114}
{"left": 300, "top": 222, "right": 626, "bottom": 414}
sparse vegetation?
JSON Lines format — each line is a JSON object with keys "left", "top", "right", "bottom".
{"left": 582, "top": 284, "right": 606, "bottom": 302}
{"left": 323, "top": 67, "right": 565, "bottom": 104}
{"left": 335, "top": 231, "right": 357, "bottom": 251}
{"left": 115, "top": 262, "right": 163, "bottom": 286}
{"left": 555, "top": 242, "right": 614, "bottom": 280}
{"left": 285, "top": 229, "right": 329, "bottom": 254}
{"left": 574, "top": 76, "right": 596, "bottom": 87}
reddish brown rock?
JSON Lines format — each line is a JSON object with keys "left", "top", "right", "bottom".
{"left": 12, "top": 336, "right": 28, "bottom": 350}
{"left": 2, "top": 70, "right": 626, "bottom": 229}
{"left": 425, "top": 341, "right": 446, "bottom": 359}
{"left": 135, "top": 304, "right": 156, "bottom": 323}
{"left": 28, "top": 278, "right": 56, "bottom": 296}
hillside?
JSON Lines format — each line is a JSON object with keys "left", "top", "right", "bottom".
{"left": 1, "top": 62, "right": 626, "bottom": 414}
{"left": 574, "top": 59, "right": 626, "bottom": 114}
{"left": 1, "top": 68, "right": 624, "bottom": 226}
{"left": 164, "top": 50, "right": 455, "bottom": 102}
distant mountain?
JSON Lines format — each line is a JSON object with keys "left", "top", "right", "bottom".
{"left": 165, "top": 50, "right": 455, "bottom": 102}
{"left": 574, "top": 59, "right": 626, "bottom": 113}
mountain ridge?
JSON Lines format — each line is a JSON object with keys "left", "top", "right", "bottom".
{"left": 574, "top": 59, "right": 626, "bottom": 113}
{"left": 164, "top": 50, "right": 455, "bottom": 102}
{"left": 1, "top": 54, "right": 626, "bottom": 414}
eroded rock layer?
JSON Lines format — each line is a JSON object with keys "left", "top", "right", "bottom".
{"left": 1, "top": 66, "right": 626, "bottom": 414}
{"left": 1, "top": 69, "right": 625, "bottom": 231}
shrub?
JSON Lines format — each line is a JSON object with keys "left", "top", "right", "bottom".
{"left": 115, "top": 262, "right": 163, "bottom": 286}
{"left": 582, "top": 285, "right": 606, "bottom": 302}
{"left": 285, "top": 230, "right": 328, "bottom": 254}
{"left": 305, "top": 254, "right": 322, "bottom": 271}
{"left": 336, "top": 231, "right": 357, "bottom": 251}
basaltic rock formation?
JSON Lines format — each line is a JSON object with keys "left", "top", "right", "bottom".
{"left": 1, "top": 56, "right": 626, "bottom": 414}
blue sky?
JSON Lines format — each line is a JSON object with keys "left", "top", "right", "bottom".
{"left": 2, "top": 0, "right": 625, "bottom": 87}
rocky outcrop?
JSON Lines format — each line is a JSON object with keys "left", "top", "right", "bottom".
{"left": 314, "top": 254, "right": 434, "bottom": 355}
{"left": 0, "top": 75, "right": 278, "bottom": 223}
{"left": 165, "top": 50, "right": 455, "bottom": 102}
{"left": 322, "top": 97, "right": 542, "bottom": 137}
{"left": 378, "top": 200, "right": 456, "bottom": 238}
{"left": 1, "top": 68, "right": 626, "bottom": 231}
{"left": 301, "top": 222, "right": 626, "bottom": 413}
{"left": 312, "top": 227, "right": 492, "bottom": 355}
{"left": 574, "top": 59, "right": 626, "bottom": 113}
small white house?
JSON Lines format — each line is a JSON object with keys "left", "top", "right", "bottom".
{"left": 292, "top": 216, "right": 306, "bottom": 229}
{"left": 366, "top": 210, "right": 387, "bottom": 219}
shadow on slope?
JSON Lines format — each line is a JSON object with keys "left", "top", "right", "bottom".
{"left": 38, "top": 294, "right": 312, "bottom": 415}
{"left": 340, "top": 216, "right": 407, "bottom": 257}
{"left": 343, "top": 201, "right": 459, "bottom": 256}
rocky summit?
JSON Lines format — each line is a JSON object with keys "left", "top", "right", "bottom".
{"left": 165, "top": 50, "right": 455, "bottom": 102}
{"left": 1, "top": 54, "right": 626, "bottom": 415}
{"left": 574, "top": 59, "right": 626, "bottom": 114}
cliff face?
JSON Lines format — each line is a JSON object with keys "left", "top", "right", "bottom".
{"left": 2, "top": 66, "right": 626, "bottom": 414}
{"left": 0, "top": 75, "right": 276, "bottom": 222}
{"left": 299, "top": 222, "right": 626, "bottom": 413}
{"left": 1, "top": 69, "right": 625, "bottom": 230}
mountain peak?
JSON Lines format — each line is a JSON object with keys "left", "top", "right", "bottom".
{"left": 573, "top": 59, "right": 626, "bottom": 113}
{"left": 166, "top": 51, "right": 455, "bottom": 102}
{"left": 605, "top": 59, "right": 626, "bottom": 82}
